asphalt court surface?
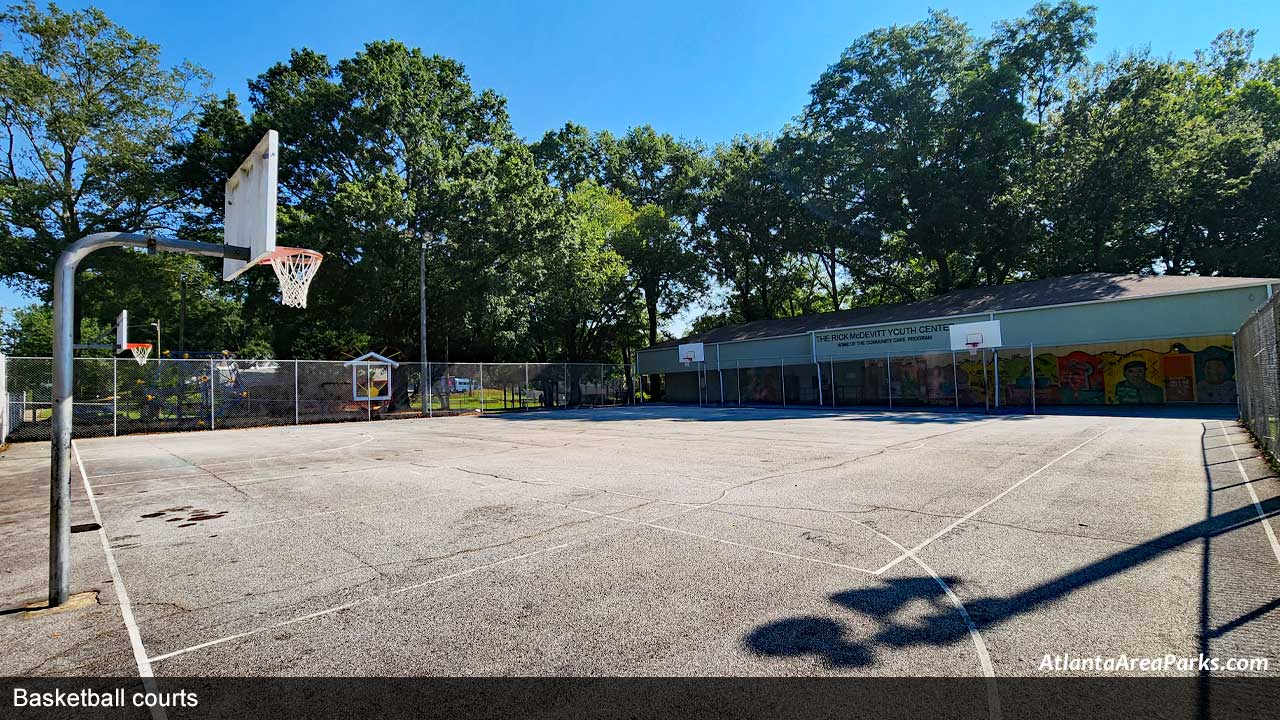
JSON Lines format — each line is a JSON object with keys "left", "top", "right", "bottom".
{"left": 2, "top": 404, "right": 1278, "bottom": 680}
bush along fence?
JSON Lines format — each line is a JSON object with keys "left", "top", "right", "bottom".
{"left": 1235, "top": 292, "right": 1280, "bottom": 463}
{"left": 0, "top": 356, "right": 639, "bottom": 443}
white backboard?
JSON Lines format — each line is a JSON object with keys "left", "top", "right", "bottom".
{"left": 678, "top": 342, "right": 705, "bottom": 363}
{"left": 115, "top": 309, "right": 128, "bottom": 351}
{"left": 949, "top": 320, "right": 1002, "bottom": 351}
{"left": 223, "top": 130, "right": 279, "bottom": 281}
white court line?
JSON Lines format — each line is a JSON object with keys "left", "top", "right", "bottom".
{"left": 86, "top": 434, "right": 376, "bottom": 478}
{"left": 146, "top": 543, "right": 575, "bottom": 664}
{"left": 495, "top": 486, "right": 881, "bottom": 575}
{"left": 1220, "top": 421, "right": 1280, "bottom": 567}
{"left": 145, "top": 493, "right": 703, "bottom": 665}
{"left": 875, "top": 427, "right": 1111, "bottom": 575}
{"left": 856, "top": 519, "right": 999, "bottom": 683}
{"left": 94, "top": 462, "right": 418, "bottom": 501}
{"left": 73, "top": 442, "right": 168, "bottom": 720}
{"left": 146, "top": 490, "right": 790, "bottom": 665}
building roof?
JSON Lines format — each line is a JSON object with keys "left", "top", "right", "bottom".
{"left": 648, "top": 273, "right": 1277, "bottom": 351}
{"left": 343, "top": 351, "right": 400, "bottom": 367}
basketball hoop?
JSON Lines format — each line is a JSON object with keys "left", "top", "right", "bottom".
{"left": 124, "top": 343, "right": 152, "bottom": 366}
{"left": 966, "top": 343, "right": 980, "bottom": 357}
{"left": 261, "top": 247, "right": 323, "bottom": 308}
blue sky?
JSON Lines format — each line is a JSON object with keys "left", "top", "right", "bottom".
{"left": 4, "top": 0, "right": 1279, "bottom": 318}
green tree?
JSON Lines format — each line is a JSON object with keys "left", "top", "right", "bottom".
{"left": 698, "top": 136, "right": 815, "bottom": 321}
{"left": 1035, "top": 31, "right": 1280, "bottom": 276}
{"left": 802, "top": 10, "right": 1034, "bottom": 296}
{"left": 613, "top": 203, "right": 704, "bottom": 347}
{"left": 526, "top": 181, "right": 643, "bottom": 361}
{"left": 531, "top": 121, "right": 606, "bottom": 190}
{"left": 2, "top": 303, "right": 107, "bottom": 356}
{"left": 181, "top": 43, "right": 561, "bottom": 360}
{"left": 0, "top": 1, "right": 216, "bottom": 345}
{"left": 533, "top": 123, "right": 708, "bottom": 347}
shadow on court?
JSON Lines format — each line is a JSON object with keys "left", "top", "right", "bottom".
{"left": 744, "top": 422, "right": 1278, "bottom": 669}
{"left": 746, "top": 496, "right": 1278, "bottom": 667}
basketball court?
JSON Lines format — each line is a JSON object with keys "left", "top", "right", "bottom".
{"left": 2, "top": 405, "right": 1277, "bottom": 687}
{"left": 7, "top": 126, "right": 1279, "bottom": 706}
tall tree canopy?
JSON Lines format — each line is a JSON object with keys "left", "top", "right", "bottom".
{"left": 0, "top": 1, "right": 239, "bottom": 353}
{"left": 181, "top": 42, "right": 565, "bottom": 361}
{"left": 5, "top": 0, "right": 1280, "bottom": 359}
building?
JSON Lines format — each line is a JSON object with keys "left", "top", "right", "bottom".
{"left": 636, "top": 273, "right": 1278, "bottom": 409}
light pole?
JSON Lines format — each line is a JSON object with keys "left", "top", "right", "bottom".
{"left": 419, "top": 237, "right": 430, "bottom": 418}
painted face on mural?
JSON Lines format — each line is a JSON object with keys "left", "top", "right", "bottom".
{"left": 1123, "top": 361, "right": 1148, "bottom": 385}
{"left": 1204, "top": 358, "right": 1228, "bottom": 384}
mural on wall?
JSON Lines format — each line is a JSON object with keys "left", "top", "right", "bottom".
{"left": 739, "top": 366, "right": 782, "bottom": 403}
{"left": 668, "top": 335, "right": 1236, "bottom": 407}
{"left": 993, "top": 335, "right": 1236, "bottom": 405}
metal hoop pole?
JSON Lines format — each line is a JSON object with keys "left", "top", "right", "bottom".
{"left": 1029, "top": 344, "right": 1036, "bottom": 415}
{"left": 816, "top": 359, "right": 823, "bottom": 406}
{"left": 886, "top": 354, "right": 893, "bottom": 408}
{"left": 953, "top": 350, "right": 960, "bottom": 411}
{"left": 780, "top": 357, "right": 786, "bottom": 407}
{"left": 209, "top": 358, "right": 216, "bottom": 430}
{"left": 49, "top": 233, "right": 248, "bottom": 606}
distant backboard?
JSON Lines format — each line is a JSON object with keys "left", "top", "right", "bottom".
{"left": 678, "top": 342, "right": 705, "bottom": 364}
{"left": 115, "top": 309, "right": 128, "bottom": 352}
{"left": 223, "top": 130, "right": 278, "bottom": 281}
{"left": 950, "top": 320, "right": 1002, "bottom": 352}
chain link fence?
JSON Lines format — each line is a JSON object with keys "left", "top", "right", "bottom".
{"left": 1236, "top": 293, "right": 1279, "bottom": 461}
{"left": 1, "top": 357, "right": 638, "bottom": 443}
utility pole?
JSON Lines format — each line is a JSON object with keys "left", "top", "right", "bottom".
{"left": 178, "top": 274, "right": 186, "bottom": 354}
{"left": 419, "top": 237, "right": 430, "bottom": 417}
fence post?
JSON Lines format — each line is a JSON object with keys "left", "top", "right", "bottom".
{"left": 886, "top": 354, "right": 893, "bottom": 409}
{"left": 479, "top": 363, "right": 485, "bottom": 414}
{"left": 524, "top": 362, "right": 530, "bottom": 410}
{"left": 816, "top": 359, "right": 823, "bottom": 407}
{"left": 953, "top": 350, "right": 960, "bottom": 411}
{"left": 780, "top": 357, "right": 786, "bottom": 407}
{"left": 112, "top": 356, "right": 118, "bottom": 437}
{"left": 294, "top": 359, "right": 300, "bottom": 425}
{"left": 737, "top": 362, "right": 742, "bottom": 406}
{"left": 427, "top": 362, "right": 433, "bottom": 418}
{"left": 994, "top": 349, "right": 1001, "bottom": 409}
{"left": 983, "top": 351, "right": 990, "bottom": 414}
{"left": 1029, "top": 344, "right": 1036, "bottom": 415}
{"left": 209, "top": 358, "right": 215, "bottom": 430}
{"left": 0, "top": 355, "right": 6, "bottom": 446}
{"left": 563, "top": 362, "right": 568, "bottom": 408}
{"left": 830, "top": 361, "right": 837, "bottom": 408}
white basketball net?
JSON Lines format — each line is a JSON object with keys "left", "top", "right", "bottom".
{"left": 127, "top": 344, "right": 152, "bottom": 366}
{"left": 266, "top": 249, "right": 323, "bottom": 308}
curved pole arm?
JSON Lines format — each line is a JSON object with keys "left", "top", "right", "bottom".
{"left": 48, "top": 233, "right": 249, "bottom": 606}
